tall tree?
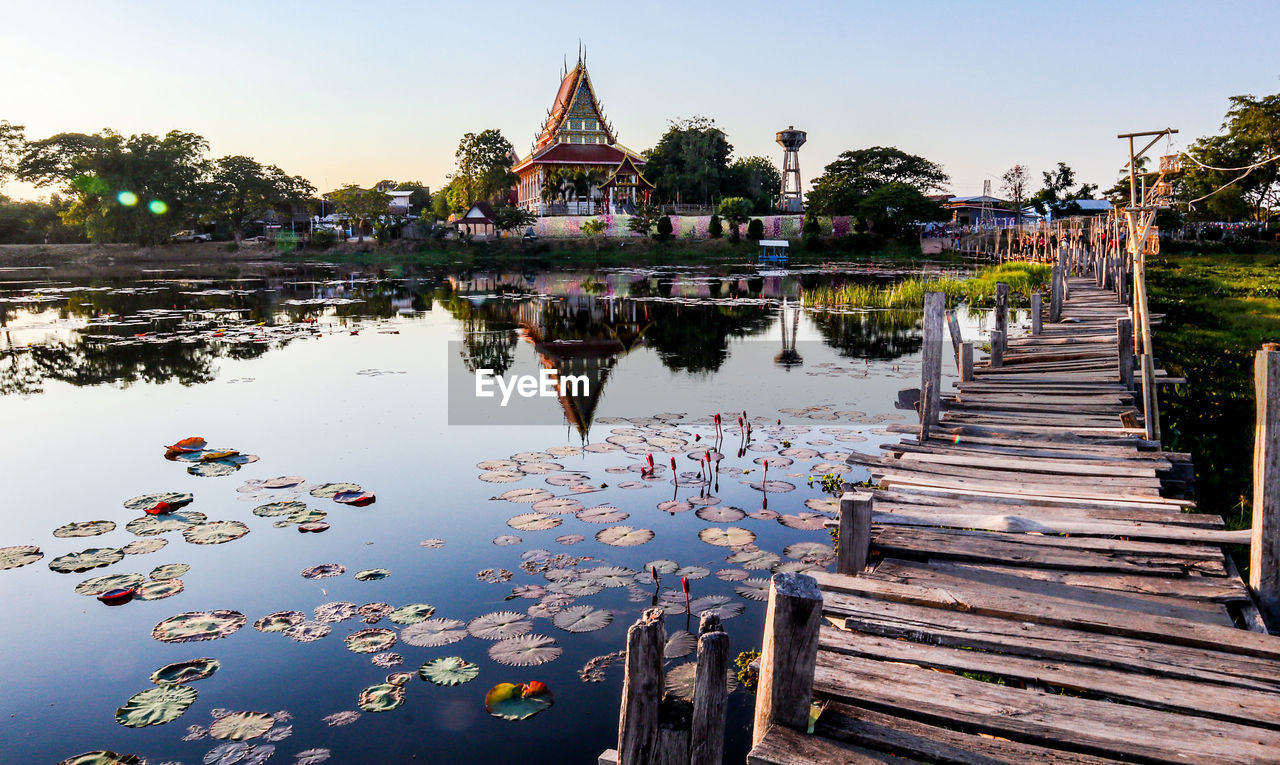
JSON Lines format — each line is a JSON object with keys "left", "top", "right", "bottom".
{"left": 453, "top": 129, "right": 516, "bottom": 206}
{"left": 855, "top": 183, "right": 944, "bottom": 234}
{"left": 1000, "top": 164, "right": 1031, "bottom": 227}
{"left": 1182, "top": 93, "right": 1280, "bottom": 222}
{"left": 394, "top": 181, "right": 431, "bottom": 214}
{"left": 717, "top": 197, "right": 752, "bottom": 242}
{"left": 206, "top": 156, "right": 313, "bottom": 242}
{"left": 0, "top": 121, "right": 25, "bottom": 186}
{"left": 1027, "top": 162, "right": 1098, "bottom": 217}
{"left": 806, "top": 147, "right": 948, "bottom": 215}
{"left": 723, "top": 156, "right": 782, "bottom": 213}
{"left": 326, "top": 185, "right": 391, "bottom": 243}
{"left": 643, "top": 116, "right": 733, "bottom": 206}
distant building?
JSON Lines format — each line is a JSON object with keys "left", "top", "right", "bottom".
{"left": 1046, "top": 199, "right": 1113, "bottom": 220}
{"left": 451, "top": 201, "right": 497, "bottom": 238}
{"left": 512, "top": 54, "right": 653, "bottom": 216}
{"left": 944, "top": 195, "right": 1020, "bottom": 226}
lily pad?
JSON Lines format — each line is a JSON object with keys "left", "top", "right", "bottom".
{"left": 480, "top": 471, "right": 524, "bottom": 483}
{"left": 507, "top": 512, "right": 562, "bottom": 531}
{"left": 252, "top": 501, "right": 307, "bottom": 518}
{"left": 53, "top": 520, "right": 117, "bottom": 538}
{"left": 283, "top": 622, "right": 331, "bottom": 643}
{"left": 664, "top": 630, "right": 697, "bottom": 659}
{"left": 489, "top": 634, "right": 562, "bottom": 667}
{"left": 332, "top": 491, "right": 376, "bottom": 506}
{"left": 531, "top": 497, "right": 583, "bottom": 514}
{"left": 804, "top": 497, "right": 841, "bottom": 514}
{"left": 116, "top": 684, "right": 197, "bottom": 728}
{"left": 496, "top": 487, "right": 553, "bottom": 504}
{"left": 322, "top": 711, "right": 360, "bottom": 727}
{"left": 152, "top": 610, "right": 246, "bottom": 643}
{"left": 645, "top": 559, "right": 679, "bottom": 575}
{"left": 656, "top": 500, "right": 693, "bottom": 514}
{"left": 477, "top": 568, "right": 514, "bottom": 583}
{"left": 698, "top": 527, "right": 755, "bottom": 548}
{"left": 715, "top": 568, "right": 749, "bottom": 581}
{"left": 122, "top": 538, "right": 168, "bottom": 555}
{"left": 371, "top": 652, "right": 403, "bottom": 668}
{"left": 167, "top": 437, "right": 207, "bottom": 453}
{"left": 580, "top": 565, "right": 637, "bottom": 588}
{"left": 664, "top": 662, "right": 737, "bottom": 702}
{"left": 419, "top": 656, "right": 480, "bottom": 687}
{"left": 551, "top": 606, "right": 613, "bottom": 633}
{"left": 57, "top": 752, "right": 143, "bottom": 765}
{"left": 314, "top": 602, "right": 357, "bottom": 623}
{"left": 778, "top": 513, "right": 828, "bottom": 531}
{"left": 784, "top": 541, "right": 835, "bottom": 560}
{"left": 576, "top": 506, "right": 629, "bottom": 524}
{"left": 150, "top": 563, "right": 190, "bottom": 580}
{"left": 484, "top": 681, "right": 554, "bottom": 720}
{"left": 294, "top": 749, "right": 332, "bottom": 765}
{"left": 0, "top": 545, "right": 44, "bottom": 570}
{"left": 74, "top": 573, "right": 144, "bottom": 596}
{"left": 209, "top": 711, "right": 275, "bottom": 740}
{"left": 354, "top": 568, "right": 390, "bottom": 581}
{"left": 310, "top": 482, "right": 360, "bottom": 498}
{"left": 345, "top": 628, "right": 397, "bottom": 654}
{"left": 188, "top": 461, "right": 239, "bottom": 478}
{"left": 688, "top": 595, "right": 744, "bottom": 620}
{"left": 151, "top": 658, "right": 221, "bottom": 685}
{"left": 595, "top": 526, "right": 654, "bottom": 547}
{"left": 695, "top": 505, "right": 746, "bottom": 523}
{"left": 254, "top": 611, "right": 305, "bottom": 633}
{"left": 399, "top": 617, "right": 466, "bottom": 647}
{"left": 493, "top": 534, "right": 522, "bottom": 546}
{"left": 262, "top": 476, "right": 305, "bottom": 489}
{"left": 734, "top": 578, "right": 771, "bottom": 601}
{"left": 357, "top": 682, "right": 404, "bottom": 713}
{"left": 123, "top": 492, "right": 193, "bottom": 511}
{"left": 359, "top": 603, "right": 394, "bottom": 623}
{"left": 49, "top": 547, "right": 125, "bottom": 574}
{"left": 477, "top": 459, "right": 518, "bottom": 471}
{"left": 555, "top": 534, "right": 585, "bottom": 545}
{"left": 135, "top": 578, "right": 185, "bottom": 600}
{"left": 387, "top": 603, "right": 435, "bottom": 625}
{"left": 126, "top": 511, "right": 208, "bottom": 537}
{"left": 418, "top": 538, "right": 446, "bottom": 549}
{"left": 300, "top": 563, "right": 345, "bottom": 580}
{"left": 468, "top": 611, "right": 532, "bottom": 641}
{"left": 183, "top": 521, "right": 250, "bottom": 545}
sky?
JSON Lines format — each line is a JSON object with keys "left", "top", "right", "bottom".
{"left": 2, "top": 0, "right": 1278, "bottom": 201}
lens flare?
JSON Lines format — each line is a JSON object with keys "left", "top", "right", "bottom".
{"left": 117, "top": 191, "right": 138, "bottom": 207}
{"left": 148, "top": 200, "right": 168, "bottom": 215}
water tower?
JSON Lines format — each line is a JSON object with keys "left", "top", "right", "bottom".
{"left": 776, "top": 126, "right": 807, "bottom": 212}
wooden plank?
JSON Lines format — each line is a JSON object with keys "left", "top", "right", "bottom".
{"left": 813, "top": 650, "right": 1280, "bottom": 765}
{"left": 859, "top": 458, "right": 1164, "bottom": 491}
{"left": 822, "top": 587, "right": 1280, "bottom": 691}
{"left": 871, "top": 484, "right": 1203, "bottom": 516}
{"left": 819, "top": 627, "right": 1280, "bottom": 729}
{"left": 748, "top": 724, "right": 917, "bottom": 765}
{"left": 876, "top": 472, "right": 1174, "bottom": 504}
{"left": 871, "top": 490, "right": 1223, "bottom": 527}
{"left": 1253, "top": 345, "right": 1280, "bottom": 628}
{"left": 815, "top": 565, "right": 1280, "bottom": 658}
{"left": 890, "top": 450, "right": 1159, "bottom": 477}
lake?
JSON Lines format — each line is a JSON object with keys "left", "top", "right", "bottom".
{"left": 0, "top": 258, "right": 972, "bottom": 765}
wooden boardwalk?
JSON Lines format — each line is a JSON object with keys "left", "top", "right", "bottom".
{"left": 748, "top": 276, "right": 1280, "bottom": 764}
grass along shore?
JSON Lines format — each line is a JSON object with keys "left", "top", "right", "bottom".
{"left": 802, "top": 262, "right": 1052, "bottom": 309}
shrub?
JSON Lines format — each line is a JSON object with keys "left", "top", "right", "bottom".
{"left": 581, "top": 218, "right": 607, "bottom": 236}
{"left": 708, "top": 214, "right": 723, "bottom": 239}
{"left": 656, "top": 216, "right": 673, "bottom": 241}
{"left": 746, "top": 218, "right": 764, "bottom": 241}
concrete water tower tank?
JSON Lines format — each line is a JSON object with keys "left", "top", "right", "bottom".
{"left": 777, "top": 127, "right": 807, "bottom": 213}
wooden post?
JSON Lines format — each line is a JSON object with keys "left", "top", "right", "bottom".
{"left": 1049, "top": 265, "right": 1063, "bottom": 322}
{"left": 837, "top": 491, "right": 873, "bottom": 575}
{"left": 1117, "top": 317, "right": 1134, "bottom": 390}
{"left": 921, "top": 291, "right": 944, "bottom": 434}
{"left": 945, "top": 310, "right": 962, "bottom": 365}
{"left": 959, "top": 342, "right": 973, "bottom": 382}
{"left": 1141, "top": 353, "right": 1160, "bottom": 441}
{"left": 1116, "top": 256, "right": 1127, "bottom": 306}
{"left": 618, "top": 608, "right": 666, "bottom": 765}
{"left": 751, "top": 573, "right": 822, "bottom": 747}
{"left": 1031, "top": 291, "right": 1042, "bottom": 336}
{"left": 1252, "top": 344, "right": 1280, "bottom": 629}
{"left": 689, "top": 615, "right": 730, "bottom": 765}
{"left": 994, "top": 282, "right": 1009, "bottom": 356}
{"left": 989, "top": 329, "right": 1004, "bottom": 368}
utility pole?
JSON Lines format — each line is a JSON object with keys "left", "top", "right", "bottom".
{"left": 1117, "top": 128, "right": 1180, "bottom": 441}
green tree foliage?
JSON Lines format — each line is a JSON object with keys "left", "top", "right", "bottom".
{"left": 717, "top": 197, "right": 752, "bottom": 242}
{"left": 493, "top": 205, "right": 536, "bottom": 235}
{"left": 1000, "top": 164, "right": 1031, "bottom": 226}
{"left": 431, "top": 178, "right": 466, "bottom": 220}
{"left": 643, "top": 116, "right": 733, "bottom": 206}
{"left": 394, "top": 181, "right": 431, "bottom": 213}
{"left": 453, "top": 129, "right": 516, "bottom": 206}
{"left": 1182, "top": 93, "right": 1280, "bottom": 222}
{"left": 746, "top": 218, "right": 764, "bottom": 240}
{"left": 0, "top": 194, "right": 84, "bottom": 244}
{"left": 723, "top": 156, "right": 781, "bottom": 213}
{"left": 19, "top": 129, "right": 209, "bottom": 245}
{"left": 806, "top": 147, "right": 948, "bottom": 218}
{"left": 855, "top": 182, "right": 944, "bottom": 235}
{"left": 326, "top": 185, "right": 391, "bottom": 243}
{"left": 656, "top": 215, "right": 673, "bottom": 241}
{"left": 627, "top": 203, "right": 662, "bottom": 237}
{"left": 708, "top": 214, "right": 723, "bottom": 239}
{"left": 581, "top": 218, "right": 607, "bottom": 236}
{"left": 0, "top": 121, "right": 25, "bottom": 185}
{"left": 206, "top": 156, "right": 313, "bottom": 242}
{"left": 1026, "top": 162, "right": 1098, "bottom": 217}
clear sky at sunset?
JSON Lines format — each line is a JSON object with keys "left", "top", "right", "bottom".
{"left": 2, "top": 0, "right": 1278, "bottom": 200}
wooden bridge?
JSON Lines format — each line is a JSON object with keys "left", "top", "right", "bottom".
{"left": 744, "top": 262, "right": 1280, "bottom": 763}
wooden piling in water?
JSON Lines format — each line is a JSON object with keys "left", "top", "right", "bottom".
{"left": 1117, "top": 317, "right": 1134, "bottom": 390}
{"left": 990, "top": 330, "right": 1004, "bottom": 368}
{"left": 1049, "top": 265, "right": 1063, "bottom": 323}
{"left": 959, "top": 342, "right": 973, "bottom": 382}
{"left": 837, "top": 491, "right": 873, "bottom": 575}
{"left": 751, "top": 573, "right": 822, "bottom": 748}
{"left": 994, "top": 282, "right": 1009, "bottom": 358}
{"left": 945, "top": 310, "right": 962, "bottom": 366}
{"left": 921, "top": 292, "right": 944, "bottom": 434}
{"left": 689, "top": 614, "right": 730, "bottom": 765}
{"left": 1031, "top": 292, "right": 1042, "bottom": 336}
{"left": 618, "top": 608, "right": 666, "bottom": 765}
{"left": 1252, "top": 343, "right": 1280, "bottom": 630}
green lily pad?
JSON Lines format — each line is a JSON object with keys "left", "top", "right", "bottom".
{"left": 74, "top": 573, "right": 144, "bottom": 596}
{"left": 182, "top": 521, "right": 249, "bottom": 545}
{"left": 0, "top": 545, "right": 43, "bottom": 570}
{"left": 150, "top": 563, "right": 190, "bottom": 580}
{"left": 123, "top": 492, "right": 193, "bottom": 511}
{"left": 595, "top": 526, "right": 655, "bottom": 547}
{"left": 150, "top": 657, "right": 221, "bottom": 685}
{"left": 56, "top": 752, "right": 143, "bottom": 765}
{"left": 467, "top": 611, "right": 532, "bottom": 641}
{"left": 135, "top": 578, "right": 184, "bottom": 600}
{"left": 551, "top": 606, "right": 613, "bottom": 633}
{"left": 122, "top": 538, "right": 167, "bottom": 555}
{"left": 311, "top": 482, "right": 361, "bottom": 498}
{"left": 252, "top": 501, "right": 307, "bottom": 518}
{"left": 209, "top": 711, "right": 275, "bottom": 740}
{"left": 125, "top": 511, "right": 208, "bottom": 537}
{"left": 387, "top": 604, "right": 435, "bottom": 625}
{"left": 53, "top": 520, "right": 117, "bottom": 538}
{"left": 115, "top": 684, "right": 197, "bottom": 728}
{"left": 419, "top": 656, "right": 479, "bottom": 687}
{"left": 664, "top": 662, "right": 737, "bottom": 702}
{"left": 399, "top": 618, "right": 466, "bottom": 647}
{"left": 49, "top": 547, "right": 125, "bottom": 574}
{"left": 274, "top": 507, "right": 327, "bottom": 528}
{"left": 188, "top": 461, "right": 239, "bottom": 478}
{"left": 488, "top": 634, "right": 561, "bottom": 667}
{"left": 483, "top": 681, "right": 553, "bottom": 720}
{"left": 354, "top": 568, "right": 390, "bottom": 581}
{"left": 253, "top": 611, "right": 305, "bottom": 633}
{"left": 345, "top": 628, "right": 397, "bottom": 654}
{"left": 301, "top": 563, "right": 345, "bottom": 580}
{"left": 357, "top": 682, "right": 404, "bottom": 712}
{"left": 697, "top": 527, "right": 755, "bottom": 548}
{"left": 152, "top": 610, "right": 246, "bottom": 643}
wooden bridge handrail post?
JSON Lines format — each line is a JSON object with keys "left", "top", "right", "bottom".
{"left": 1117, "top": 317, "right": 1135, "bottom": 390}
{"left": 689, "top": 615, "right": 730, "bottom": 765}
{"left": 617, "top": 608, "right": 666, "bottom": 765}
{"left": 921, "top": 292, "right": 944, "bottom": 434}
{"left": 837, "top": 491, "right": 873, "bottom": 575}
{"left": 1251, "top": 343, "right": 1280, "bottom": 630}
{"left": 990, "top": 329, "right": 1004, "bottom": 367}
{"left": 1031, "top": 292, "right": 1042, "bottom": 336}
{"left": 945, "top": 310, "right": 962, "bottom": 365}
{"left": 751, "top": 573, "right": 822, "bottom": 748}
{"left": 1049, "top": 264, "right": 1063, "bottom": 323}
{"left": 994, "top": 282, "right": 1009, "bottom": 356}
{"left": 959, "top": 342, "right": 974, "bottom": 382}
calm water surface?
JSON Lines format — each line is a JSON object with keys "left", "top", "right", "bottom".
{"left": 0, "top": 260, "right": 976, "bottom": 765}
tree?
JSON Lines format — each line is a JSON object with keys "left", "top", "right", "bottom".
{"left": 656, "top": 215, "right": 673, "bottom": 241}
{"left": 395, "top": 181, "right": 431, "bottom": 214}
{"left": 493, "top": 205, "right": 536, "bottom": 236}
{"left": 326, "top": 185, "right": 391, "bottom": 243}
{"left": 723, "top": 156, "right": 782, "bottom": 213}
{"left": 802, "top": 209, "right": 822, "bottom": 249}
{"left": 643, "top": 116, "right": 733, "bottom": 206}
{"left": 453, "top": 129, "right": 516, "bottom": 206}
{"left": 205, "top": 155, "right": 313, "bottom": 243}
{"left": 746, "top": 218, "right": 764, "bottom": 241}
{"left": 708, "top": 214, "right": 723, "bottom": 239}
{"left": 431, "top": 178, "right": 466, "bottom": 221}
{"left": 1026, "top": 162, "right": 1098, "bottom": 217}
{"left": 854, "top": 182, "right": 944, "bottom": 235}
{"left": 717, "top": 197, "right": 752, "bottom": 242}
{"left": 19, "top": 129, "right": 209, "bottom": 245}
{"left": 581, "top": 218, "right": 607, "bottom": 236}
{"left": 806, "top": 147, "right": 948, "bottom": 216}
{"left": 627, "top": 203, "right": 662, "bottom": 237}
{"left": 0, "top": 121, "right": 24, "bottom": 186}
{"left": 1000, "top": 164, "right": 1031, "bottom": 227}
{"left": 1182, "top": 93, "right": 1280, "bottom": 222}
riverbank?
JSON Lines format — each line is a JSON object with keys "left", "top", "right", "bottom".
{"left": 802, "top": 261, "right": 1051, "bottom": 309}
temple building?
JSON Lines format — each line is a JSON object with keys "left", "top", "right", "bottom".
{"left": 512, "top": 55, "right": 654, "bottom": 216}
